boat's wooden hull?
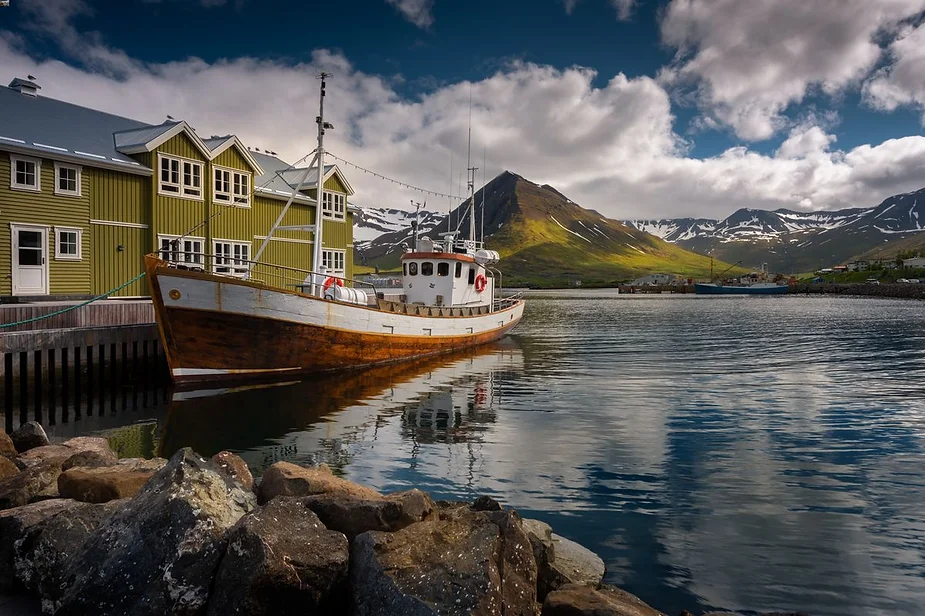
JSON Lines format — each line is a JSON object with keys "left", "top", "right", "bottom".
{"left": 145, "top": 256, "right": 525, "bottom": 386}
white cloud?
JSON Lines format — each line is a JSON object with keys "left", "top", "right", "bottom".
{"left": 659, "top": 0, "right": 925, "bottom": 141}
{"left": 2, "top": 12, "right": 925, "bottom": 222}
{"left": 863, "top": 22, "right": 925, "bottom": 121}
{"left": 385, "top": 0, "right": 435, "bottom": 29}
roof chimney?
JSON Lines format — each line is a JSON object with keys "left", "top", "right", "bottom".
{"left": 9, "top": 77, "right": 41, "bottom": 97}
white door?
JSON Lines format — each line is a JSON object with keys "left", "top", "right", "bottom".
{"left": 11, "top": 224, "right": 49, "bottom": 295}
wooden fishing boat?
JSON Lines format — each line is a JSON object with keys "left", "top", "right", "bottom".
{"left": 146, "top": 238, "right": 524, "bottom": 387}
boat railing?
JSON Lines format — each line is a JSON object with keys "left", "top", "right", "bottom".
{"left": 493, "top": 291, "right": 525, "bottom": 312}
{"left": 156, "top": 252, "right": 379, "bottom": 297}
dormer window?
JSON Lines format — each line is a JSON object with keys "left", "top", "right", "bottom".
{"left": 214, "top": 167, "right": 250, "bottom": 207}
{"left": 322, "top": 192, "right": 346, "bottom": 220}
{"left": 159, "top": 154, "right": 203, "bottom": 200}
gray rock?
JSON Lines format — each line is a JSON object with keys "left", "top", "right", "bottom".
{"left": 301, "top": 488, "right": 435, "bottom": 541}
{"left": 352, "top": 505, "right": 538, "bottom": 616}
{"left": 19, "top": 437, "right": 116, "bottom": 470}
{"left": 541, "top": 583, "right": 665, "bottom": 616}
{"left": 473, "top": 495, "right": 503, "bottom": 511}
{"left": 0, "top": 462, "right": 62, "bottom": 511}
{"left": 549, "top": 532, "right": 605, "bottom": 588}
{"left": 0, "top": 499, "right": 81, "bottom": 592}
{"left": 18, "top": 446, "right": 74, "bottom": 467}
{"left": 54, "top": 448, "right": 256, "bottom": 616}
{"left": 61, "top": 449, "right": 118, "bottom": 471}
{"left": 10, "top": 423, "right": 49, "bottom": 454}
{"left": 207, "top": 497, "right": 349, "bottom": 616}
{"left": 13, "top": 500, "right": 127, "bottom": 612}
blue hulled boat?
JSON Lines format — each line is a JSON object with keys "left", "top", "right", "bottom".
{"left": 694, "top": 282, "right": 788, "bottom": 295}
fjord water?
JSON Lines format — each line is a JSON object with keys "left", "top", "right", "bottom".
{"left": 136, "top": 292, "right": 925, "bottom": 615}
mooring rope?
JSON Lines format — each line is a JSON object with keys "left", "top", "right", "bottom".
{"left": 0, "top": 271, "right": 147, "bottom": 330}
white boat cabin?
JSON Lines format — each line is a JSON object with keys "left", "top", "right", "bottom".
{"left": 400, "top": 236, "right": 499, "bottom": 308}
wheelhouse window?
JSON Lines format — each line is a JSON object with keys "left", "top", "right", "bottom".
{"left": 214, "top": 240, "right": 250, "bottom": 276}
{"left": 158, "top": 235, "right": 204, "bottom": 268}
{"left": 11, "top": 155, "right": 40, "bottom": 191}
{"left": 403, "top": 263, "right": 407, "bottom": 276}
{"left": 55, "top": 227, "right": 82, "bottom": 261}
{"left": 421, "top": 262, "right": 434, "bottom": 276}
{"left": 408, "top": 262, "right": 418, "bottom": 276}
{"left": 322, "top": 249, "right": 346, "bottom": 276}
{"left": 214, "top": 167, "right": 251, "bottom": 207}
{"left": 322, "top": 192, "right": 346, "bottom": 220}
{"left": 468, "top": 266, "right": 476, "bottom": 285}
{"left": 437, "top": 262, "right": 449, "bottom": 277}
{"left": 455, "top": 262, "right": 462, "bottom": 278}
{"left": 159, "top": 155, "right": 203, "bottom": 199}
{"left": 54, "top": 163, "right": 81, "bottom": 196}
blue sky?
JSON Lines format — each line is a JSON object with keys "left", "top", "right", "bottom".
{"left": 2, "top": 0, "right": 925, "bottom": 218}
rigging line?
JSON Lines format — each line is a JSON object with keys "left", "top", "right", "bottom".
{"left": 324, "top": 151, "right": 468, "bottom": 201}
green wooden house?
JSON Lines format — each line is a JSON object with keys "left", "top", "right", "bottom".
{"left": 0, "top": 76, "right": 355, "bottom": 300}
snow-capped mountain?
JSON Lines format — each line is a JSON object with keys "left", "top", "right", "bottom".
{"left": 624, "top": 187, "right": 925, "bottom": 272}
{"left": 353, "top": 207, "right": 446, "bottom": 251}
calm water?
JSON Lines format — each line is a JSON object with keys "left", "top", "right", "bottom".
{"left": 64, "top": 291, "right": 925, "bottom": 615}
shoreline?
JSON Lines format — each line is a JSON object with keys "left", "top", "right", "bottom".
{"left": 0, "top": 422, "right": 804, "bottom": 616}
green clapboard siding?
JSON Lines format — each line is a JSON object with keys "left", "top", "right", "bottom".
{"left": 89, "top": 168, "right": 150, "bottom": 225}
{"left": 152, "top": 134, "right": 209, "bottom": 238}
{"left": 324, "top": 174, "right": 348, "bottom": 193}
{"left": 0, "top": 155, "right": 91, "bottom": 295}
{"left": 91, "top": 224, "right": 149, "bottom": 297}
{"left": 212, "top": 145, "right": 253, "bottom": 172}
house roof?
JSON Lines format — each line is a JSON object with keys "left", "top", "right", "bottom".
{"left": 0, "top": 79, "right": 346, "bottom": 199}
{"left": 0, "top": 84, "right": 151, "bottom": 173}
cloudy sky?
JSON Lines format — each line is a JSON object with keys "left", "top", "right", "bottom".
{"left": 2, "top": 0, "right": 925, "bottom": 219}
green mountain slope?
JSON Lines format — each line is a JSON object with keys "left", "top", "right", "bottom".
{"left": 361, "top": 171, "right": 733, "bottom": 286}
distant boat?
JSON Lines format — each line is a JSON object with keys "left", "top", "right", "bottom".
{"left": 694, "top": 282, "right": 788, "bottom": 295}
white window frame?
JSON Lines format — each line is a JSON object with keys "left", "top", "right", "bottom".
{"left": 213, "top": 166, "right": 251, "bottom": 207}
{"left": 54, "top": 226, "right": 83, "bottom": 261}
{"left": 322, "top": 191, "right": 346, "bottom": 221}
{"left": 53, "top": 162, "right": 82, "bottom": 197}
{"left": 10, "top": 155, "right": 41, "bottom": 192}
{"left": 213, "top": 239, "right": 251, "bottom": 277}
{"left": 322, "top": 249, "right": 346, "bottom": 276}
{"left": 158, "top": 154, "right": 203, "bottom": 201}
{"left": 157, "top": 234, "right": 205, "bottom": 269}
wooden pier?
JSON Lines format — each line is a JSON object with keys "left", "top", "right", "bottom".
{"left": 1, "top": 300, "right": 166, "bottom": 432}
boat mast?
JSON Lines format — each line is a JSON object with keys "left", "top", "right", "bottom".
{"left": 466, "top": 88, "right": 477, "bottom": 243}
{"left": 311, "top": 72, "right": 331, "bottom": 296}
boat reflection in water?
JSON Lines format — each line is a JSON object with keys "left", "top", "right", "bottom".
{"left": 159, "top": 338, "right": 524, "bottom": 476}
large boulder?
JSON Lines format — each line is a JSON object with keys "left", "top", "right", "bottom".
{"left": 257, "top": 461, "right": 382, "bottom": 504}
{"left": 0, "top": 462, "right": 62, "bottom": 511}
{"left": 19, "top": 437, "right": 117, "bottom": 470}
{"left": 0, "top": 499, "right": 81, "bottom": 592}
{"left": 10, "top": 423, "right": 49, "bottom": 454}
{"left": 57, "top": 457, "right": 167, "bottom": 503}
{"left": 301, "top": 489, "right": 435, "bottom": 541}
{"left": 207, "top": 497, "right": 350, "bottom": 616}
{"left": 0, "top": 457, "right": 19, "bottom": 482}
{"left": 211, "top": 451, "right": 254, "bottom": 493}
{"left": 351, "top": 505, "right": 539, "bottom": 616}
{"left": 541, "top": 583, "right": 664, "bottom": 616}
{"left": 549, "top": 533, "right": 605, "bottom": 589}
{"left": 0, "top": 431, "right": 16, "bottom": 459}
{"left": 13, "top": 500, "right": 127, "bottom": 611}
{"left": 522, "top": 519, "right": 556, "bottom": 600}
{"left": 53, "top": 448, "right": 256, "bottom": 616}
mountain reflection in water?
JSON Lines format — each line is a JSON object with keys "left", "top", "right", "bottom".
{"left": 159, "top": 338, "right": 523, "bottom": 476}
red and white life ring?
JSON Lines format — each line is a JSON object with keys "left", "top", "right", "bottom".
{"left": 474, "top": 274, "right": 487, "bottom": 293}
{"left": 323, "top": 276, "right": 343, "bottom": 291}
